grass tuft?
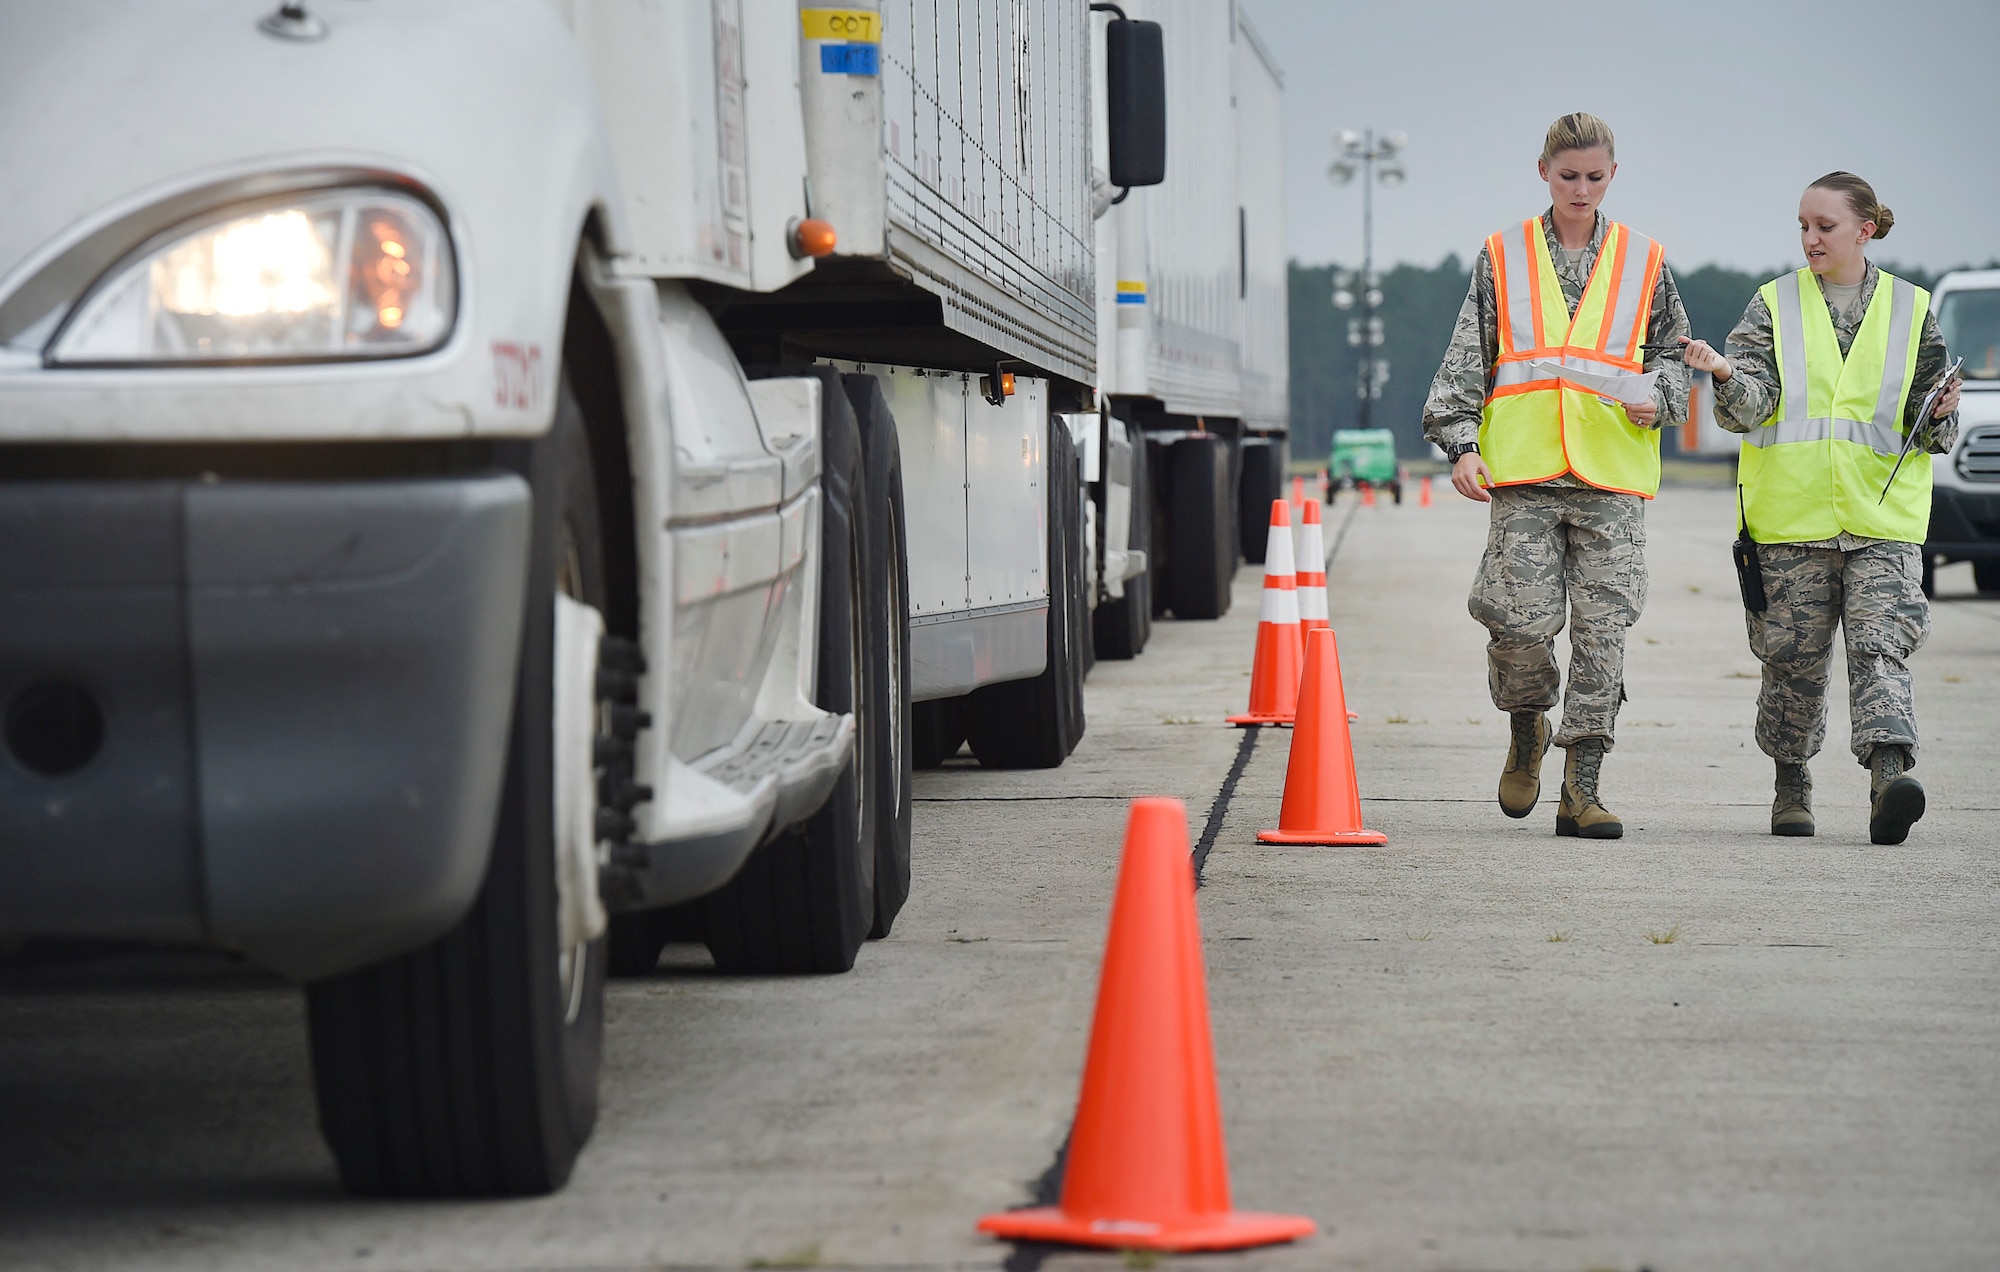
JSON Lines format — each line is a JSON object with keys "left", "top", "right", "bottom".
{"left": 1385, "top": 713, "right": 1411, "bottom": 724}
{"left": 1644, "top": 922, "right": 1683, "bottom": 945}
{"left": 1547, "top": 930, "right": 1572, "bottom": 943}
{"left": 1121, "top": 1250, "right": 1160, "bottom": 1270}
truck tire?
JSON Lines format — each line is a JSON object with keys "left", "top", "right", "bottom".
{"left": 1146, "top": 434, "right": 1173, "bottom": 619}
{"left": 842, "top": 375, "right": 913, "bottom": 940}
{"left": 1238, "top": 438, "right": 1280, "bottom": 565}
{"left": 1167, "top": 434, "right": 1234, "bottom": 620}
{"left": 1974, "top": 559, "right": 2000, "bottom": 594}
{"left": 305, "top": 377, "right": 609, "bottom": 1198}
{"left": 704, "top": 379, "right": 878, "bottom": 973}
{"left": 965, "top": 420, "right": 1086, "bottom": 768}
{"left": 912, "top": 697, "right": 968, "bottom": 768}
{"left": 1094, "top": 425, "right": 1152, "bottom": 659}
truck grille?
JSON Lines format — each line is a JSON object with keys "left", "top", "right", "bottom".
{"left": 1957, "top": 426, "right": 2000, "bottom": 482}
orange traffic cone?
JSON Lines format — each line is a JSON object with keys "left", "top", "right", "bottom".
{"left": 1259, "top": 629, "right": 1386, "bottom": 845}
{"left": 1289, "top": 474, "right": 1305, "bottom": 513}
{"left": 1419, "top": 474, "right": 1433, "bottom": 507}
{"left": 1296, "top": 500, "right": 1328, "bottom": 634}
{"left": 1227, "top": 500, "right": 1303, "bottom": 727}
{"left": 1361, "top": 483, "right": 1376, "bottom": 507}
{"left": 977, "top": 799, "right": 1317, "bottom": 1252}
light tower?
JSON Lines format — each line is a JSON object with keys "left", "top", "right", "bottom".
{"left": 1328, "top": 129, "right": 1406, "bottom": 432}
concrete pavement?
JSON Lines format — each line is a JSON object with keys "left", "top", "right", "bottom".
{"left": 1, "top": 484, "right": 1995, "bottom": 1271}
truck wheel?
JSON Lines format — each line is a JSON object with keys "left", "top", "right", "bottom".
{"left": 1146, "top": 435, "right": 1173, "bottom": 619}
{"left": 704, "top": 382, "right": 878, "bottom": 973}
{"left": 1238, "top": 438, "right": 1279, "bottom": 565}
{"left": 1391, "top": 480, "right": 1404, "bottom": 505}
{"left": 305, "top": 377, "right": 609, "bottom": 1198}
{"left": 1094, "top": 425, "right": 1152, "bottom": 659}
{"left": 1167, "top": 434, "right": 1234, "bottom": 620}
{"left": 965, "top": 420, "right": 1085, "bottom": 768}
{"left": 912, "top": 698, "right": 968, "bottom": 768}
{"left": 1974, "top": 559, "right": 2000, "bottom": 594}
{"left": 843, "top": 375, "right": 912, "bottom": 939}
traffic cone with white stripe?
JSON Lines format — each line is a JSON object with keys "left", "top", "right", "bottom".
{"left": 1296, "top": 501, "right": 1328, "bottom": 634}
{"left": 1228, "top": 500, "right": 1303, "bottom": 727}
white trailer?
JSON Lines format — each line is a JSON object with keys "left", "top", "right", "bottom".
{"left": 1092, "top": 0, "right": 1290, "bottom": 637}
{"left": 0, "top": 0, "right": 1166, "bottom": 1196}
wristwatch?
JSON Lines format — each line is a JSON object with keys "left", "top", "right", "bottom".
{"left": 1446, "top": 441, "right": 1480, "bottom": 462}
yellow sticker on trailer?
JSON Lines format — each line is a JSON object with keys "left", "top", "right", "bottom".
{"left": 801, "top": 9, "right": 880, "bottom": 42}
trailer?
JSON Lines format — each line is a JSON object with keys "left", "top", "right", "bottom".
{"left": 0, "top": 0, "right": 1166, "bottom": 1197}
{"left": 1094, "top": 0, "right": 1290, "bottom": 627}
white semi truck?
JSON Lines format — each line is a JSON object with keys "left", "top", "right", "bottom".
{"left": 0, "top": 0, "right": 1278, "bottom": 1196}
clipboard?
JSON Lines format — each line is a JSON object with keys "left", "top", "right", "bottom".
{"left": 1878, "top": 355, "right": 1963, "bottom": 504}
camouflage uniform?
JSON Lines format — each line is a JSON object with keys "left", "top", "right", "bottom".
{"left": 1712, "top": 261, "right": 1958, "bottom": 767}
{"left": 1423, "top": 209, "right": 1691, "bottom": 747}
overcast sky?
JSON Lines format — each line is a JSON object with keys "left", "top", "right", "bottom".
{"left": 1240, "top": 0, "right": 2000, "bottom": 274}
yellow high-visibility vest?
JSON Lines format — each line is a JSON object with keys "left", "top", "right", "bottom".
{"left": 1740, "top": 268, "right": 1931, "bottom": 544}
{"left": 1478, "top": 218, "right": 1667, "bottom": 497}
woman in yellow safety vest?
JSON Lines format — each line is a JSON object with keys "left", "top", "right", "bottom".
{"left": 1682, "top": 172, "right": 1960, "bottom": 845}
{"left": 1422, "top": 112, "right": 1690, "bottom": 839}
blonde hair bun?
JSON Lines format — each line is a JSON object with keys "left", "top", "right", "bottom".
{"left": 1542, "top": 112, "right": 1615, "bottom": 163}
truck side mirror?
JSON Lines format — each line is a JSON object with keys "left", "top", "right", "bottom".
{"left": 1104, "top": 18, "right": 1166, "bottom": 188}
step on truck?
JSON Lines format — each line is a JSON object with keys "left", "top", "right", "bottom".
{"left": 0, "top": 0, "right": 1172, "bottom": 1196}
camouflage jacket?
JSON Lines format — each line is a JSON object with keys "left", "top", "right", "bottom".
{"left": 1421, "top": 209, "right": 1693, "bottom": 482}
{"left": 1712, "top": 261, "right": 1958, "bottom": 550}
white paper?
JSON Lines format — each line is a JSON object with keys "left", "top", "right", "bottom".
{"left": 1526, "top": 358, "right": 1659, "bottom": 407}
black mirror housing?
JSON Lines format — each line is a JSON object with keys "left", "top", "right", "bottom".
{"left": 1105, "top": 19, "right": 1166, "bottom": 188}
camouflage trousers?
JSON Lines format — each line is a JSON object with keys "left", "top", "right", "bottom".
{"left": 1468, "top": 485, "right": 1647, "bottom": 748}
{"left": 1746, "top": 540, "right": 1929, "bottom": 767}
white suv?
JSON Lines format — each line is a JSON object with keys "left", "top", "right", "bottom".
{"left": 1928, "top": 269, "right": 2000, "bottom": 594}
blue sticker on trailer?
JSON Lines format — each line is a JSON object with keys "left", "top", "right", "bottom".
{"left": 820, "top": 42, "right": 879, "bottom": 75}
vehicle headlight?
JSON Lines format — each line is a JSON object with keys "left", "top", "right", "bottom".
{"left": 49, "top": 189, "right": 456, "bottom": 364}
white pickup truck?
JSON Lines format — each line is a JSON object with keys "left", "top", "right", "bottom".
{"left": 0, "top": 0, "right": 1283, "bottom": 1196}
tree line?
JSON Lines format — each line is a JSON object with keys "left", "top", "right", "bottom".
{"left": 1287, "top": 256, "right": 1993, "bottom": 462}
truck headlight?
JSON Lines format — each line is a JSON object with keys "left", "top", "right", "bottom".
{"left": 49, "top": 189, "right": 456, "bottom": 365}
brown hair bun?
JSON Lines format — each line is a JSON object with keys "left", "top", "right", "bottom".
{"left": 1809, "top": 171, "right": 1893, "bottom": 240}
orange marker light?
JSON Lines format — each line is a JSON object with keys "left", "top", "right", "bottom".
{"left": 1000, "top": 371, "right": 1016, "bottom": 396}
{"left": 790, "top": 217, "right": 837, "bottom": 259}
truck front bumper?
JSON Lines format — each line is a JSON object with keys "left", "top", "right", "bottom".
{"left": 1927, "top": 485, "right": 2000, "bottom": 561}
{"left": 0, "top": 473, "right": 530, "bottom": 981}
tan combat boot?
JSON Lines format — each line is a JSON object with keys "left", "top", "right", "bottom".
{"left": 1868, "top": 745, "right": 1925, "bottom": 845}
{"left": 1555, "top": 738, "right": 1623, "bottom": 839}
{"left": 1498, "top": 710, "right": 1551, "bottom": 819}
{"left": 1772, "top": 761, "right": 1815, "bottom": 837}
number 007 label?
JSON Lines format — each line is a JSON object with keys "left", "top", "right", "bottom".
{"left": 800, "top": 9, "right": 880, "bottom": 42}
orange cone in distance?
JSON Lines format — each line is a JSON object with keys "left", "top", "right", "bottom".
{"left": 1361, "top": 483, "right": 1376, "bottom": 507}
{"left": 1227, "top": 500, "right": 1303, "bottom": 727}
{"left": 1259, "top": 628, "right": 1386, "bottom": 846}
{"left": 1289, "top": 473, "right": 1305, "bottom": 514}
{"left": 977, "top": 799, "right": 1317, "bottom": 1253}
{"left": 1420, "top": 474, "right": 1433, "bottom": 507}
{"left": 1296, "top": 500, "right": 1328, "bottom": 634}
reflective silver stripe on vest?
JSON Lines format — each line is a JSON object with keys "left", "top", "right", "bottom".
{"left": 1500, "top": 222, "right": 1540, "bottom": 353}
{"left": 1872, "top": 276, "right": 1918, "bottom": 432}
{"left": 1491, "top": 352, "right": 1649, "bottom": 390}
{"left": 1597, "top": 228, "right": 1656, "bottom": 358}
{"left": 1749, "top": 271, "right": 1917, "bottom": 455}
{"left": 1740, "top": 415, "right": 1907, "bottom": 456}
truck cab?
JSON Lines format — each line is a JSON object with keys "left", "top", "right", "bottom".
{"left": 1926, "top": 268, "right": 2000, "bottom": 594}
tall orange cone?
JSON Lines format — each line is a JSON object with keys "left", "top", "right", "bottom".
{"left": 1289, "top": 473, "right": 1306, "bottom": 513}
{"left": 978, "top": 799, "right": 1316, "bottom": 1253}
{"left": 1227, "top": 500, "right": 1303, "bottom": 726}
{"left": 1296, "top": 500, "right": 1328, "bottom": 634}
{"left": 1259, "top": 629, "right": 1386, "bottom": 845}
{"left": 1361, "top": 483, "right": 1376, "bottom": 507}
{"left": 1419, "top": 474, "right": 1433, "bottom": 507}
